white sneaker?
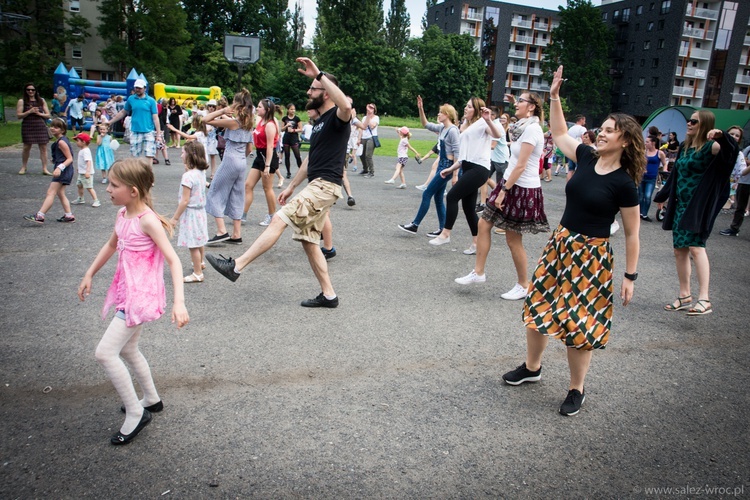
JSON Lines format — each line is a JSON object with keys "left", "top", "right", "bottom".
{"left": 259, "top": 214, "right": 273, "bottom": 226}
{"left": 463, "top": 244, "right": 476, "bottom": 255}
{"left": 101, "top": 178, "right": 108, "bottom": 184}
{"left": 610, "top": 220, "right": 620, "bottom": 235}
{"left": 384, "top": 179, "right": 395, "bottom": 184}
{"left": 501, "top": 283, "right": 528, "bottom": 300}
{"left": 455, "top": 270, "right": 486, "bottom": 285}
{"left": 397, "top": 183, "right": 407, "bottom": 189}
{"left": 91, "top": 199, "right": 101, "bottom": 207}
{"left": 416, "top": 184, "right": 427, "bottom": 191}
{"left": 429, "top": 236, "right": 450, "bottom": 246}
{"left": 71, "top": 197, "right": 85, "bottom": 205}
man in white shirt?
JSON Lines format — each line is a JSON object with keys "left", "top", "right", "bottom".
{"left": 566, "top": 114, "right": 586, "bottom": 180}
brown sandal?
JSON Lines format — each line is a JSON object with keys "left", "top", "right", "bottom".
{"left": 687, "top": 299, "right": 712, "bottom": 316}
{"left": 664, "top": 295, "right": 692, "bottom": 311}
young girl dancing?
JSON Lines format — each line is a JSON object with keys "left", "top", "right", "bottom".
{"left": 170, "top": 142, "right": 209, "bottom": 283}
{"left": 78, "top": 158, "right": 189, "bottom": 445}
{"left": 385, "top": 126, "right": 421, "bottom": 188}
{"left": 167, "top": 114, "right": 211, "bottom": 165}
{"left": 95, "top": 123, "right": 115, "bottom": 184}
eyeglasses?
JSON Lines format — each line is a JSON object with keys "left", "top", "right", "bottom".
{"left": 26, "top": 88, "right": 36, "bottom": 92}
{"left": 516, "top": 97, "right": 532, "bottom": 104}
{"left": 308, "top": 86, "right": 325, "bottom": 92}
{"left": 687, "top": 118, "right": 699, "bottom": 125}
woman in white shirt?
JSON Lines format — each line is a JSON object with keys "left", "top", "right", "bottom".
{"left": 429, "top": 97, "right": 502, "bottom": 254}
{"left": 455, "top": 92, "right": 550, "bottom": 299}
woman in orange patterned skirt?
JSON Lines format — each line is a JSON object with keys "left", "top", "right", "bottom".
{"left": 502, "top": 66, "right": 644, "bottom": 416}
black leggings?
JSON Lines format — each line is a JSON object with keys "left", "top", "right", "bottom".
{"left": 445, "top": 161, "right": 490, "bottom": 235}
{"left": 283, "top": 143, "right": 302, "bottom": 174}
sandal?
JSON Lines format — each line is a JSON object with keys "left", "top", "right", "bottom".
{"left": 183, "top": 272, "right": 204, "bottom": 283}
{"left": 42, "top": 170, "right": 53, "bottom": 176}
{"left": 687, "top": 299, "right": 712, "bottom": 316}
{"left": 664, "top": 295, "right": 692, "bottom": 311}
{"left": 18, "top": 168, "right": 27, "bottom": 175}
{"left": 201, "top": 261, "right": 206, "bottom": 270}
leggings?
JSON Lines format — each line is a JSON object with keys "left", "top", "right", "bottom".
{"left": 445, "top": 161, "right": 490, "bottom": 235}
{"left": 283, "top": 143, "right": 302, "bottom": 174}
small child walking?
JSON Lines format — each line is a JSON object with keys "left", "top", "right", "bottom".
{"left": 71, "top": 133, "right": 101, "bottom": 207}
{"left": 169, "top": 141, "right": 209, "bottom": 283}
{"left": 95, "top": 124, "right": 115, "bottom": 183}
{"left": 384, "top": 126, "right": 420, "bottom": 189}
{"left": 77, "top": 158, "right": 189, "bottom": 445}
{"left": 23, "top": 117, "right": 76, "bottom": 224}
{"left": 167, "top": 114, "right": 210, "bottom": 165}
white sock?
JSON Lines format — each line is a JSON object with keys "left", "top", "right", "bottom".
{"left": 120, "top": 324, "right": 160, "bottom": 407}
{"left": 324, "top": 293, "right": 337, "bottom": 300}
{"left": 234, "top": 267, "right": 242, "bottom": 274}
{"left": 95, "top": 318, "right": 145, "bottom": 434}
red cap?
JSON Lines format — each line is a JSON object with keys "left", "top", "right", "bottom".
{"left": 74, "top": 133, "right": 91, "bottom": 144}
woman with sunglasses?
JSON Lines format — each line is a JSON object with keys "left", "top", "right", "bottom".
{"left": 655, "top": 111, "right": 738, "bottom": 316}
{"left": 17, "top": 83, "right": 52, "bottom": 175}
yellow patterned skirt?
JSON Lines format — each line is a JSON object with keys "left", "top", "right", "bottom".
{"left": 523, "top": 225, "right": 613, "bottom": 350}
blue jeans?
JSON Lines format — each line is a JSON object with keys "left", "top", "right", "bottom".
{"left": 639, "top": 177, "right": 657, "bottom": 217}
{"left": 412, "top": 161, "right": 450, "bottom": 229}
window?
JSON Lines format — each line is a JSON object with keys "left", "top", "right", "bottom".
{"left": 69, "top": 0, "right": 80, "bottom": 11}
{"left": 73, "top": 66, "right": 83, "bottom": 76}
{"left": 658, "top": 39, "right": 665, "bottom": 49}
{"left": 72, "top": 47, "right": 82, "bottom": 59}
{"left": 602, "top": 12, "right": 608, "bottom": 21}
{"left": 651, "top": 77, "right": 659, "bottom": 86}
{"left": 635, "top": 23, "right": 640, "bottom": 31}
{"left": 647, "top": 21, "right": 654, "bottom": 31}
{"left": 650, "top": 2, "right": 655, "bottom": 10}
{"left": 630, "top": 42, "right": 635, "bottom": 51}
{"left": 652, "top": 58, "right": 659, "bottom": 67}
{"left": 647, "top": 95, "right": 653, "bottom": 105}
{"left": 636, "top": 5, "right": 643, "bottom": 15}
{"left": 623, "top": 8, "right": 631, "bottom": 21}
{"left": 101, "top": 72, "right": 116, "bottom": 82}
{"left": 635, "top": 95, "right": 641, "bottom": 103}
{"left": 657, "top": 20, "right": 665, "bottom": 30}
{"left": 435, "top": 12, "right": 438, "bottom": 20}
{"left": 644, "top": 40, "right": 651, "bottom": 49}
{"left": 640, "top": 58, "right": 646, "bottom": 67}
{"left": 660, "top": 0, "right": 671, "bottom": 14}
{"left": 629, "top": 59, "right": 635, "bottom": 68}
{"left": 627, "top": 77, "right": 633, "bottom": 84}
{"left": 450, "top": 6, "right": 454, "bottom": 14}
{"left": 622, "top": 94, "right": 629, "bottom": 104}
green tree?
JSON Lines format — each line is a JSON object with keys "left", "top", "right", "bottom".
{"left": 385, "top": 0, "right": 410, "bottom": 55}
{"left": 98, "top": 0, "right": 191, "bottom": 83}
{"left": 314, "top": 0, "right": 384, "bottom": 52}
{"left": 289, "top": 1, "right": 306, "bottom": 52}
{"left": 421, "top": 0, "right": 438, "bottom": 32}
{"left": 413, "top": 26, "right": 485, "bottom": 114}
{"left": 0, "top": 0, "right": 90, "bottom": 93}
{"left": 541, "top": 0, "right": 614, "bottom": 121}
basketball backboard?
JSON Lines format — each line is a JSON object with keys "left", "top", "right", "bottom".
{"left": 224, "top": 35, "right": 260, "bottom": 64}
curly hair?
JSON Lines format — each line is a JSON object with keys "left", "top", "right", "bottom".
{"left": 232, "top": 89, "right": 255, "bottom": 131}
{"left": 605, "top": 113, "right": 646, "bottom": 184}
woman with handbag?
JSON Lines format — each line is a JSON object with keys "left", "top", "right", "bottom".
{"left": 358, "top": 103, "right": 379, "bottom": 177}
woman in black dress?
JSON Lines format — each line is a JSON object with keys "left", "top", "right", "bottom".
{"left": 281, "top": 104, "right": 303, "bottom": 178}
{"left": 17, "top": 83, "right": 52, "bottom": 175}
{"left": 167, "top": 97, "right": 182, "bottom": 148}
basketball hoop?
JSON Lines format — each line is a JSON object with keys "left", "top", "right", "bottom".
{"left": 224, "top": 35, "right": 261, "bottom": 91}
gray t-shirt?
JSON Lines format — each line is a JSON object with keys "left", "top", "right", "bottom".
{"left": 425, "top": 122, "right": 460, "bottom": 159}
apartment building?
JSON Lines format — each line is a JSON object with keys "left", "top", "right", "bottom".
{"left": 64, "top": 0, "right": 117, "bottom": 80}
{"left": 428, "top": 0, "right": 750, "bottom": 118}
{"left": 427, "top": 0, "right": 560, "bottom": 105}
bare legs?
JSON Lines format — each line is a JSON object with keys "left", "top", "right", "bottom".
{"left": 21, "top": 143, "right": 50, "bottom": 174}
{"left": 39, "top": 182, "right": 72, "bottom": 215}
{"left": 505, "top": 230, "right": 529, "bottom": 288}
{"left": 524, "top": 327, "right": 591, "bottom": 392}
{"left": 673, "top": 246, "right": 710, "bottom": 301}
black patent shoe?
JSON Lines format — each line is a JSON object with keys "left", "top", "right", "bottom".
{"left": 111, "top": 409, "right": 152, "bottom": 445}
{"left": 121, "top": 400, "right": 163, "bottom": 414}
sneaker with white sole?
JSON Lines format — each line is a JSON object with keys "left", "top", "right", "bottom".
{"left": 384, "top": 179, "right": 395, "bottom": 184}
{"left": 501, "top": 282, "right": 527, "bottom": 300}
{"left": 463, "top": 244, "right": 476, "bottom": 255}
{"left": 426, "top": 229, "right": 442, "bottom": 238}
{"left": 398, "top": 223, "right": 418, "bottom": 234}
{"left": 502, "top": 362, "right": 542, "bottom": 385}
{"left": 416, "top": 185, "right": 427, "bottom": 191}
{"left": 92, "top": 200, "right": 101, "bottom": 207}
{"left": 71, "top": 197, "right": 85, "bottom": 205}
{"left": 101, "top": 178, "right": 108, "bottom": 184}
{"left": 259, "top": 214, "right": 272, "bottom": 226}
{"left": 397, "top": 183, "right": 407, "bottom": 189}
{"left": 455, "top": 270, "right": 486, "bottom": 285}
{"left": 429, "top": 236, "right": 450, "bottom": 246}
{"left": 559, "top": 388, "right": 585, "bottom": 416}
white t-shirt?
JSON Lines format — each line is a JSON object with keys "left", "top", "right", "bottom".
{"left": 302, "top": 123, "right": 313, "bottom": 141}
{"left": 504, "top": 123, "right": 543, "bottom": 188}
{"left": 361, "top": 115, "right": 380, "bottom": 139}
{"left": 458, "top": 119, "right": 499, "bottom": 170}
{"left": 568, "top": 123, "right": 586, "bottom": 142}
{"left": 77, "top": 147, "right": 93, "bottom": 174}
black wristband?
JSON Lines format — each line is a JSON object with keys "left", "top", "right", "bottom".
{"left": 316, "top": 71, "right": 325, "bottom": 81}
{"left": 624, "top": 272, "right": 638, "bottom": 281}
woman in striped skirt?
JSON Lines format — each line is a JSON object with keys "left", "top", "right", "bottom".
{"left": 502, "top": 66, "right": 644, "bottom": 417}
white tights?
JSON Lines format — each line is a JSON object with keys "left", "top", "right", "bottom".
{"left": 95, "top": 317, "right": 160, "bottom": 434}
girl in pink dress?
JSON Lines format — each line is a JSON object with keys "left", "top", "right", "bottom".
{"left": 78, "top": 158, "right": 189, "bottom": 445}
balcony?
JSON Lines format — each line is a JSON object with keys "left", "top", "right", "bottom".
{"left": 528, "top": 67, "right": 542, "bottom": 76}
{"left": 679, "top": 46, "right": 712, "bottom": 59}
{"left": 463, "top": 11, "right": 483, "bottom": 22}
{"left": 527, "top": 51, "right": 541, "bottom": 61}
{"left": 683, "top": 27, "right": 715, "bottom": 40}
{"left": 736, "top": 74, "right": 750, "bottom": 85}
{"left": 685, "top": 5, "right": 719, "bottom": 20}
{"left": 461, "top": 27, "right": 480, "bottom": 37}
{"left": 732, "top": 93, "right": 749, "bottom": 103}
{"left": 507, "top": 63, "right": 528, "bottom": 73}
{"left": 536, "top": 38, "right": 549, "bottom": 47}
{"left": 530, "top": 81, "right": 550, "bottom": 92}
{"left": 508, "top": 49, "right": 526, "bottom": 58}
{"left": 676, "top": 67, "right": 708, "bottom": 78}
{"left": 745, "top": 35, "right": 750, "bottom": 45}
{"left": 512, "top": 35, "right": 534, "bottom": 44}
{"left": 509, "top": 78, "right": 529, "bottom": 89}
{"left": 535, "top": 22, "right": 549, "bottom": 31}
{"left": 512, "top": 18, "right": 533, "bottom": 29}
{"left": 673, "top": 85, "right": 703, "bottom": 98}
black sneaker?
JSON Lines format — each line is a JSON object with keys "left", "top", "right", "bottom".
{"left": 286, "top": 173, "right": 291, "bottom": 179}
{"left": 301, "top": 293, "right": 339, "bottom": 308}
{"left": 398, "top": 223, "right": 418, "bottom": 234}
{"left": 206, "top": 233, "right": 230, "bottom": 245}
{"left": 559, "top": 388, "right": 585, "bottom": 416}
{"left": 426, "top": 229, "right": 442, "bottom": 238}
{"left": 359, "top": 171, "right": 368, "bottom": 176}
{"left": 23, "top": 213, "right": 44, "bottom": 224}
{"left": 347, "top": 196, "right": 356, "bottom": 207}
{"left": 227, "top": 237, "right": 243, "bottom": 244}
{"left": 475, "top": 203, "right": 486, "bottom": 213}
{"left": 656, "top": 207, "right": 666, "bottom": 221}
{"left": 56, "top": 215, "right": 76, "bottom": 223}
{"left": 502, "top": 362, "right": 542, "bottom": 385}
{"left": 321, "top": 247, "right": 336, "bottom": 260}
{"left": 720, "top": 228, "right": 739, "bottom": 236}
{"left": 365, "top": 172, "right": 374, "bottom": 178}
{"left": 205, "top": 253, "right": 241, "bottom": 282}
{"left": 164, "top": 159, "right": 171, "bottom": 165}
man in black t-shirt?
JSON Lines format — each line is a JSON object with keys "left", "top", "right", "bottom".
{"left": 206, "top": 57, "right": 352, "bottom": 309}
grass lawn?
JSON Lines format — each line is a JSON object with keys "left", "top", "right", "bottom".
{"left": 0, "top": 122, "right": 22, "bottom": 148}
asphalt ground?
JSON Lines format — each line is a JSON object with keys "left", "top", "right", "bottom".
{"left": 1, "top": 134, "right": 749, "bottom": 498}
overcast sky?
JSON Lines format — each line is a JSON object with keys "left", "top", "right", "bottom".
{"left": 300, "top": 0, "right": 569, "bottom": 44}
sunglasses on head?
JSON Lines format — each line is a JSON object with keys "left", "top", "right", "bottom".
{"left": 687, "top": 118, "right": 699, "bottom": 125}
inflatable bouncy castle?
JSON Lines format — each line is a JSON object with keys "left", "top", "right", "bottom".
{"left": 53, "top": 62, "right": 146, "bottom": 111}
{"left": 153, "top": 83, "right": 222, "bottom": 106}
